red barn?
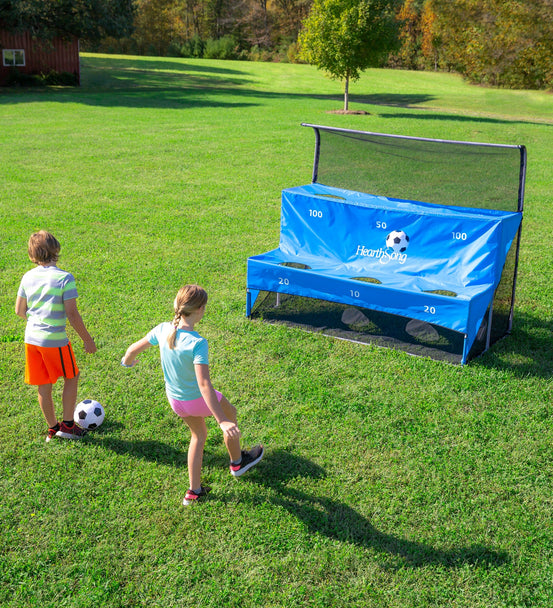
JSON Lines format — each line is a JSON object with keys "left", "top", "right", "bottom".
{"left": 0, "top": 30, "right": 79, "bottom": 86}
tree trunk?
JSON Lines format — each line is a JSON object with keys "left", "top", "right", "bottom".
{"left": 344, "top": 75, "right": 349, "bottom": 111}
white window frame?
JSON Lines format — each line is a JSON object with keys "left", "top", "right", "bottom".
{"left": 2, "top": 49, "right": 26, "bottom": 67}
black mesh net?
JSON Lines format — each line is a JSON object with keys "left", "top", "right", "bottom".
{"left": 310, "top": 126, "right": 524, "bottom": 212}
{"left": 250, "top": 290, "right": 467, "bottom": 364}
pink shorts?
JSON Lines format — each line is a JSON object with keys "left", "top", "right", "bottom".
{"left": 168, "top": 390, "right": 223, "bottom": 418}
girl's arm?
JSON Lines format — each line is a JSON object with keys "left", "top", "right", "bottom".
{"left": 195, "top": 364, "right": 240, "bottom": 439}
{"left": 15, "top": 295, "right": 27, "bottom": 319}
{"left": 122, "top": 337, "right": 152, "bottom": 367}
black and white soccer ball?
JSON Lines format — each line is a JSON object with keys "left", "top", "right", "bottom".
{"left": 74, "top": 399, "right": 105, "bottom": 430}
{"left": 386, "top": 230, "right": 410, "bottom": 253}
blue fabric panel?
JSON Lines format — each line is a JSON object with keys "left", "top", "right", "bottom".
{"left": 247, "top": 184, "right": 522, "bottom": 362}
{"left": 279, "top": 185, "right": 521, "bottom": 290}
{"left": 248, "top": 252, "right": 493, "bottom": 334}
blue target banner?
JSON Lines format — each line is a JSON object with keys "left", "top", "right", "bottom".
{"left": 247, "top": 183, "right": 522, "bottom": 363}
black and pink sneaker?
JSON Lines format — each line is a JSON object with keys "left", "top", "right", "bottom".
{"left": 56, "top": 421, "right": 87, "bottom": 439}
{"left": 183, "top": 485, "right": 211, "bottom": 506}
{"left": 230, "top": 445, "right": 264, "bottom": 477}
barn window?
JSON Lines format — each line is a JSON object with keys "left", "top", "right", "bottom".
{"left": 3, "top": 49, "right": 25, "bottom": 67}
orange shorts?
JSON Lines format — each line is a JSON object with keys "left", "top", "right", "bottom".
{"left": 25, "top": 343, "right": 79, "bottom": 386}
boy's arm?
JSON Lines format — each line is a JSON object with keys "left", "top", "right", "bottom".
{"left": 64, "top": 298, "right": 97, "bottom": 353}
{"left": 121, "top": 337, "right": 152, "bottom": 367}
{"left": 15, "top": 296, "right": 27, "bottom": 319}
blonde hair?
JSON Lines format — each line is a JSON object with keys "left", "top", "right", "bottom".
{"left": 167, "top": 284, "right": 208, "bottom": 349}
{"left": 28, "top": 230, "right": 60, "bottom": 265}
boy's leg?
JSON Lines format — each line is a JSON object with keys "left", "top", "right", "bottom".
{"left": 183, "top": 416, "right": 208, "bottom": 491}
{"left": 56, "top": 372, "right": 86, "bottom": 438}
{"left": 219, "top": 396, "right": 241, "bottom": 462}
{"left": 37, "top": 384, "right": 57, "bottom": 428}
{"left": 62, "top": 373, "right": 80, "bottom": 422}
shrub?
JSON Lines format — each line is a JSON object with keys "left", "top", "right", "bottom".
{"left": 180, "top": 35, "right": 205, "bottom": 58}
{"left": 203, "top": 36, "right": 238, "bottom": 60}
{"left": 248, "top": 45, "right": 273, "bottom": 62}
{"left": 4, "top": 69, "right": 78, "bottom": 87}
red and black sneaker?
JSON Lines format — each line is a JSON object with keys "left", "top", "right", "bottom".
{"left": 230, "top": 445, "right": 264, "bottom": 477}
{"left": 182, "top": 485, "right": 212, "bottom": 506}
{"left": 46, "top": 423, "right": 60, "bottom": 443}
{"left": 56, "top": 421, "right": 87, "bottom": 439}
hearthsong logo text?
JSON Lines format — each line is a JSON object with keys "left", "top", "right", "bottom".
{"left": 355, "top": 245, "right": 408, "bottom": 265}
{"left": 355, "top": 230, "right": 410, "bottom": 265}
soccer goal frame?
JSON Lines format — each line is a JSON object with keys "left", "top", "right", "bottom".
{"left": 248, "top": 124, "right": 526, "bottom": 364}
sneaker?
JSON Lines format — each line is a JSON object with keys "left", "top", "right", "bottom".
{"left": 46, "top": 423, "right": 60, "bottom": 443}
{"left": 182, "top": 485, "right": 211, "bottom": 506}
{"left": 56, "top": 421, "right": 87, "bottom": 439}
{"left": 230, "top": 445, "right": 264, "bottom": 477}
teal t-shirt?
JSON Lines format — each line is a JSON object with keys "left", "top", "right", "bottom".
{"left": 146, "top": 322, "right": 209, "bottom": 401}
{"left": 17, "top": 265, "right": 78, "bottom": 348}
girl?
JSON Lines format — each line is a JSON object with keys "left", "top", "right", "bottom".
{"left": 121, "top": 284, "right": 263, "bottom": 505}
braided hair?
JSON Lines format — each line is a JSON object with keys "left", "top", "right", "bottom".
{"left": 167, "top": 284, "right": 208, "bottom": 349}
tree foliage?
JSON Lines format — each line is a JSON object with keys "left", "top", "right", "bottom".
{"left": 0, "top": 0, "right": 135, "bottom": 42}
{"left": 89, "top": 0, "right": 311, "bottom": 58}
{"left": 298, "top": 0, "right": 400, "bottom": 108}
{"left": 440, "top": 0, "right": 553, "bottom": 88}
{"left": 398, "top": 0, "right": 553, "bottom": 89}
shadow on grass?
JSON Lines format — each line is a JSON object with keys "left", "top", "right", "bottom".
{"left": 477, "top": 311, "right": 553, "bottom": 378}
{"left": 251, "top": 449, "right": 509, "bottom": 570}
{"left": 378, "top": 110, "right": 553, "bottom": 127}
{"left": 96, "top": 436, "right": 188, "bottom": 465}
{"left": 0, "top": 55, "right": 548, "bottom": 127}
{"left": 83, "top": 55, "right": 249, "bottom": 76}
{"left": 0, "top": 75, "right": 432, "bottom": 114}
{"left": 0, "top": 55, "right": 256, "bottom": 110}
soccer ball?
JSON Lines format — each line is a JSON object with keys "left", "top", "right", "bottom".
{"left": 386, "top": 230, "right": 410, "bottom": 253}
{"left": 74, "top": 399, "right": 105, "bottom": 430}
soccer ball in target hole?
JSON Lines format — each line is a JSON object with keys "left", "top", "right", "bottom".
{"left": 74, "top": 399, "right": 105, "bottom": 430}
{"left": 386, "top": 230, "right": 410, "bottom": 253}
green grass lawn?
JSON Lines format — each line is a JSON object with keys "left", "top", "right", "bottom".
{"left": 1, "top": 54, "right": 552, "bottom": 608}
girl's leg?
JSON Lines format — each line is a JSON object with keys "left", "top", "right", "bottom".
{"left": 219, "top": 395, "right": 241, "bottom": 462}
{"left": 62, "top": 373, "right": 80, "bottom": 422}
{"left": 183, "top": 416, "right": 208, "bottom": 490}
{"left": 37, "top": 384, "right": 57, "bottom": 428}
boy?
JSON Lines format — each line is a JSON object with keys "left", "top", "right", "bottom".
{"left": 15, "top": 230, "right": 97, "bottom": 441}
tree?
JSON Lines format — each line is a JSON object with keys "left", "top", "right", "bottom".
{"left": 0, "top": 0, "right": 135, "bottom": 42}
{"left": 432, "top": 0, "right": 553, "bottom": 89}
{"left": 132, "top": 0, "right": 186, "bottom": 55}
{"left": 298, "top": 0, "right": 400, "bottom": 110}
{"left": 395, "top": 0, "right": 419, "bottom": 69}
{"left": 420, "top": 0, "right": 438, "bottom": 70}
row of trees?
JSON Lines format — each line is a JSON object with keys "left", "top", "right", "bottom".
{"left": 398, "top": 0, "right": 553, "bottom": 89}
{"left": 86, "top": 0, "right": 313, "bottom": 61}
{"left": 1, "top": 0, "right": 552, "bottom": 90}
{"left": 88, "top": 0, "right": 553, "bottom": 90}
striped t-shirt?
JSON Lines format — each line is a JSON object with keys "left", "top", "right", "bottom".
{"left": 17, "top": 265, "right": 78, "bottom": 348}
